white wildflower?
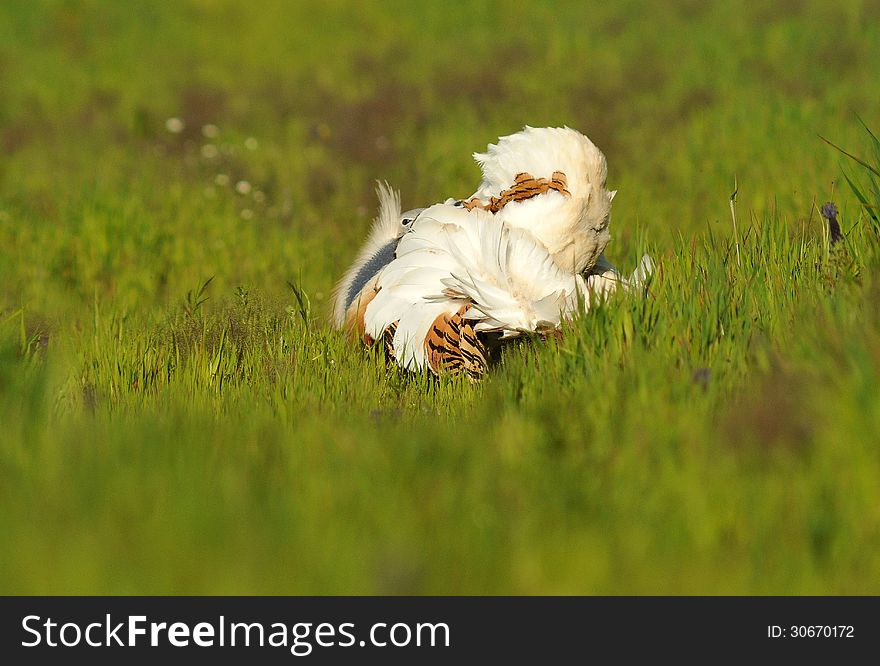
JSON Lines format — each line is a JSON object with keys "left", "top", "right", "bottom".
{"left": 165, "top": 117, "right": 185, "bottom": 134}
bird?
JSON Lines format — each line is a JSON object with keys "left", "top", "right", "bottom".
{"left": 332, "top": 126, "right": 652, "bottom": 378}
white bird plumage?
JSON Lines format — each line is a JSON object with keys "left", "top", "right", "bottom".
{"left": 466, "top": 125, "right": 614, "bottom": 275}
{"left": 332, "top": 126, "right": 653, "bottom": 377}
{"left": 331, "top": 182, "right": 423, "bottom": 330}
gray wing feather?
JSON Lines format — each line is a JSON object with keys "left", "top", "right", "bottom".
{"left": 344, "top": 238, "right": 399, "bottom": 311}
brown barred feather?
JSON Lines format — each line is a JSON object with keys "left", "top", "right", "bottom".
{"left": 383, "top": 321, "right": 398, "bottom": 358}
{"left": 461, "top": 171, "right": 571, "bottom": 214}
{"left": 549, "top": 171, "right": 571, "bottom": 197}
{"left": 425, "top": 311, "right": 461, "bottom": 372}
{"left": 458, "top": 320, "right": 488, "bottom": 379}
{"left": 425, "top": 306, "right": 488, "bottom": 379}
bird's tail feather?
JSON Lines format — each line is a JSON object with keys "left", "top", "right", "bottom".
{"left": 331, "top": 182, "right": 403, "bottom": 327}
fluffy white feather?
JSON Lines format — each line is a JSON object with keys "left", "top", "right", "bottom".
{"left": 331, "top": 182, "right": 423, "bottom": 327}
{"left": 365, "top": 203, "right": 591, "bottom": 367}
{"left": 468, "top": 126, "right": 614, "bottom": 274}
{"left": 438, "top": 220, "right": 585, "bottom": 336}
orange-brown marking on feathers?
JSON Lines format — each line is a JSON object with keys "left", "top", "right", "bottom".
{"left": 458, "top": 320, "right": 487, "bottom": 379}
{"left": 424, "top": 306, "right": 487, "bottom": 378}
{"left": 383, "top": 321, "right": 398, "bottom": 358}
{"left": 550, "top": 171, "right": 571, "bottom": 196}
{"left": 461, "top": 171, "right": 571, "bottom": 214}
{"left": 343, "top": 278, "right": 381, "bottom": 344}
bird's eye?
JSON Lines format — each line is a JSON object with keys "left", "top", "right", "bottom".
{"left": 402, "top": 217, "right": 414, "bottom": 227}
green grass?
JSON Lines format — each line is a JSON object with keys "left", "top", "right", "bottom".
{"left": 1, "top": 0, "right": 880, "bottom": 594}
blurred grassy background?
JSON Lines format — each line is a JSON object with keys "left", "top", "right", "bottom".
{"left": 1, "top": 0, "right": 879, "bottom": 594}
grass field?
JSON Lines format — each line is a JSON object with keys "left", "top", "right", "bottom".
{"left": 2, "top": 0, "right": 880, "bottom": 594}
